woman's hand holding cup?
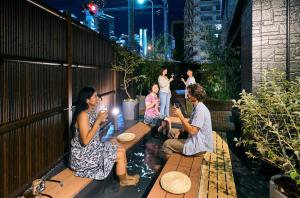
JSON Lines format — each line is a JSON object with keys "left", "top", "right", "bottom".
{"left": 96, "top": 110, "right": 108, "bottom": 125}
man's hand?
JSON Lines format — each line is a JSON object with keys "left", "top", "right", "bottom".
{"left": 172, "top": 106, "right": 183, "bottom": 118}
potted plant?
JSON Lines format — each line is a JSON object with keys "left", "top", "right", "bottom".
{"left": 233, "top": 69, "right": 300, "bottom": 198}
{"left": 112, "top": 45, "right": 145, "bottom": 120}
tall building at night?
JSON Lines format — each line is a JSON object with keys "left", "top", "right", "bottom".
{"left": 184, "top": 0, "right": 222, "bottom": 63}
{"left": 98, "top": 12, "right": 115, "bottom": 39}
{"left": 83, "top": 10, "right": 115, "bottom": 39}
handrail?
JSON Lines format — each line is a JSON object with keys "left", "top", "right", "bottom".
{"left": 1, "top": 54, "right": 109, "bottom": 69}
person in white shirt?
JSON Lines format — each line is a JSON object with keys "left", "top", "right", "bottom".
{"left": 162, "top": 83, "right": 213, "bottom": 159}
{"left": 181, "top": 69, "right": 196, "bottom": 116}
{"left": 158, "top": 66, "right": 174, "bottom": 117}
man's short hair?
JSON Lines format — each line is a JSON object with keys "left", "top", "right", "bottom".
{"left": 187, "top": 83, "right": 207, "bottom": 102}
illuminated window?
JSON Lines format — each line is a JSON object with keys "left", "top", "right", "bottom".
{"left": 201, "top": 16, "right": 212, "bottom": 21}
{"left": 215, "top": 24, "right": 222, "bottom": 30}
{"left": 201, "top": 6, "right": 212, "bottom": 11}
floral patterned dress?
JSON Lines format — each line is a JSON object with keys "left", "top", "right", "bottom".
{"left": 70, "top": 111, "right": 117, "bottom": 180}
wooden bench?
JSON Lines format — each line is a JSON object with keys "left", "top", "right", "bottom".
{"left": 41, "top": 122, "right": 151, "bottom": 198}
{"left": 199, "top": 131, "right": 236, "bottom": 198}
{"left": 147, "top": 153, "right": 204, "bottom": 198}
{"left": 147, "top": 131, "right": 237, "bottom": 198}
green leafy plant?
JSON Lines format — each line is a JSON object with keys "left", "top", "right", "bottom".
{"left": 189, "top": 24, "right": 241, "bottom": 100}
{"left": 233, "top": 69, "right": 300, "bottom": 185}
{"left": 135, "top": 59, "right": 164, "bottom": 95}
{"left": 112, "top": 45, "right": 145, "bottom": 99}
{"left": 148, "top": 33, "right": 173, "bottom": 60}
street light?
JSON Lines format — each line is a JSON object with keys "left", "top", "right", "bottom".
{"left": 137, "top": 0, "right": 154, "bottom": 49}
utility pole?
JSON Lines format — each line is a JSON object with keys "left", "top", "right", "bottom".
{"left": 163, "top": 0, "right": 168, "bottom": 60}
{"left": 150, "top": 0, "right": 154, "bottom": 49}
{"left": 128, "top": 0, "right": 135, "bottom": 49}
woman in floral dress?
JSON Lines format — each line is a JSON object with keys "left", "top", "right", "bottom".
{"left": 70, "top": 87, "right": 139, "bottom": 186}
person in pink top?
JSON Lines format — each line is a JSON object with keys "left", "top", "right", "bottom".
{"left": 144, "top": 84, "right": 162, "bottom": 125}
{"left": 144, "top": 84, "right": 171, "bottom": 136}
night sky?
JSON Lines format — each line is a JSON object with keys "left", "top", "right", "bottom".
{"left": 42, "top": 0, "right": 185, "bottom": 37}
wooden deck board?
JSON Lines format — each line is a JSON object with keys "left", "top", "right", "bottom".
{"left": 198, "top": 131, "right": 236, "bottom": 198}
{"left": 221, "top": 132, "right": 237, "bottom": 198}
{"left": 42, "top": 122, "right": 151, "bottom": 198}
{"left": 184, "top": 156, "right": 203, "bottom": 198}
{"left": 208, "top": 132, "right": 218, "bottom": 198}
{"left": 216, "top": 132, "right": 228, "bottom": 198}
{"left": 198, "top": 154, "right": 209, "bottom": 198}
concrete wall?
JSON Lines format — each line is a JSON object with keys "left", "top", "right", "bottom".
{"left": 252, "top": 0, "right": 300, "bottom": 90}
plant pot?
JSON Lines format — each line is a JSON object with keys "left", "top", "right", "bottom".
{"left": 122, "top": 99, "right": 139, "bottom": 120}
{"left": 270, "top": 175, "right": 288, "bottom": 198}
{"left": 136, "top": 95, "right": 146, "bottom": 110}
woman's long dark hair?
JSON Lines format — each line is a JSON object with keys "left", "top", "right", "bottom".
{"left": 160, "top": 66, "right": 167, "bottom": 75}
{"left": 71, "top": 87, "right": 96, "bottom": 137}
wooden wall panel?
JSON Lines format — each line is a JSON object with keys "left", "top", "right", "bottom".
{"left": 0, "top": 0, "right": 118, "bottom": 197}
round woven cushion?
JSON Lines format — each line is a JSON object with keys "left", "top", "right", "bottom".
{"left": 160, "top": 171, "right": 191, "bottom": 194}
{"left": 117, "top": 133, "right": 136, "bottom": 142}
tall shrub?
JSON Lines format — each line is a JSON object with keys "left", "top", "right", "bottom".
{"left": 233, "top": 69, "right": 300, "bottom": 184}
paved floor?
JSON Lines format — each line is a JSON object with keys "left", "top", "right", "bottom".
{"left": 227, "top": 132, "right": 269, "bottom": 198}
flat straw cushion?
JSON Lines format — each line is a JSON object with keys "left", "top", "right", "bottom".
{"left": 160, "top": 171, "right": 191, "bottom": 194}
{"left": 117, "top": 133, "right": 136, "bottom": 142}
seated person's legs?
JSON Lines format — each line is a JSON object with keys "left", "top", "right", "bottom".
{"left": 162, "top": 139, "right": 186, "bottom": 159}
{"left": 158, "top": 117, "right": 172, "bottom": 136}
{"left": 116, "top": 146, "right": 140, "bottom": 186}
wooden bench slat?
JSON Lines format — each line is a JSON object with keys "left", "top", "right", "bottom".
{"left": 42, "top": 169, "right": 92, "bottom": 197}
{"left": 51, "top": 175, "right": 92, "bottom": 198}
{"left": 216, "top": 132, "right": 229, "bottom": 198}
{"left": 184, "top": 156, "right": 203, "bottom": 198}
{"left": 43, "top": 169, "right": 74, "bottom": 194}
{"left": 147, "top": 159, "right": 181, "bottom": 198}
{"left": 148, "top": 152, "right": 204, "bottom": 198}
{"left": 167, "top": 153, "right": 183, "bottom": 165}
{"left": 198, "top": 153, "right": 210, "bottom": 198}
{"left": 220, "top": 132, "right": 237, "bottom": 198}
{"left": 178, "top": 155, "right": 194, "bottom": 168}
{"left": 208, "top": 132, "right": 218, "bottom": 198}
{"left": 165, "top": 156, "right": 194, "bottom": 198}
